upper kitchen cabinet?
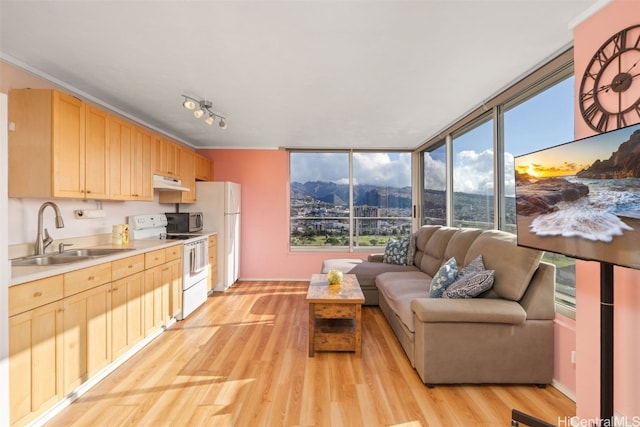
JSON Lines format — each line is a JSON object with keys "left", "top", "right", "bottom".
{"left": 195, "top": 153, "right": 213, "bottom": 181}
{"left": 110, "top": 116, "right": 153, "bottom": 201}
{"left": 153, "top": 136, "right": 181, "bottom": 179}
{"left": 159, "top": 147, "right": 196, "bottom": 204}
{"left": 8, "top": 89, "right": 109, "bottom": 199}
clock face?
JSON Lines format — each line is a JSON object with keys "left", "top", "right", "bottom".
{"left": 579, "top": 24, "right": 640, "bottom": 133}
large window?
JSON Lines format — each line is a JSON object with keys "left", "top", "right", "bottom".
{"left": 290, "top": 151, "right": 411, "bottom": 249}
{"left": 419, "top": 57, "right": 577, "bottom": 314}
{"left": 503, "top": 76, "right": 576, "bottom": 311}
{"left": 452, "top": 118, "right": 494, "bottom": 230}
{"left": 422, "top": 142, "right": 447, "bottom": 225}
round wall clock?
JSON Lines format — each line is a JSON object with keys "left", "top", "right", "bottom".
{"left": 579, "top": 24, "right": 640, "bottom": 133}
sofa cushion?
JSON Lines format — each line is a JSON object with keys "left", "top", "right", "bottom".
{"left": 410, "top": 298, "right": 527, "bottom": 324}
{"left": 321, "top": 259, "right": 363, "bottom": 274}
{"left": 464, "top": 230, "right": 543, "bottom": 301}
{"left": 347, "top": 261, "right": 419, "bottom": 289}
{"left": 384, "top": 238, "right": 409, "bottom": 265}
{"left": 413, "top": 225, "right": 441, "bottom": 269}
{"left": 376, "top": 271, "right": 431, "bottom": 332}
{"left": 443, "top": 270, "right": 494, "bottom": 299}
{"left": 442, "top": 228, "right": 483, "bottom": 267}
{"left": 419, "top": 227, "right": 458, "bottom": 277}
{"left": 428, "top": 257, "right": 458, "bottom": 298}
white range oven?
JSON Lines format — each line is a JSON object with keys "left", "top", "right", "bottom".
{"left": 128, "top": 214, "right": 209, "bottom": 320}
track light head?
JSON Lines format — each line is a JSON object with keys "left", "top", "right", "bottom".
{"left": 205, "top": 114, "right": 214, "bottom": 125}
{"left": 182, "top": 98, "right": 196, "bottom": 110}
{"left": 219, "top": 119, "right": 227, "bottom": 129}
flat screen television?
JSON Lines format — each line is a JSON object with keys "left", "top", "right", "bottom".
{"left": 514, "top": 122, "right": 640, "bottom": 270}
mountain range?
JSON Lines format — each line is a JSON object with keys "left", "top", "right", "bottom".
{"left": 291, "top": 181, "right": 412, "bottom": 209}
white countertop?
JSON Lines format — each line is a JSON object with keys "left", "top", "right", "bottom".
{"left": 10, "top": 232, "right": 216, "bottom": 286}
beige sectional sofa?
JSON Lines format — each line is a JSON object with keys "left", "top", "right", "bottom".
{"left": 321, "top": 225, "right": 555, "bottom": 386}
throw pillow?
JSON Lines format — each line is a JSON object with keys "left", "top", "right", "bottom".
{"left": 457, "top": 255, "right": 485, "bottom": 279}
{"left": 383, "top": 238, "right": 409, "bottom": 265}
{"left": 406, "top": 232, "right": 418, "bottom": 266}
{"left": 428, "top": 257, "right": 458, "bottom": 298}
{"left": 443, "top": 270, "right": 495, "bottom": 299}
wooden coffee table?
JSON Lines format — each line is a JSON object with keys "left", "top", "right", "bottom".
{"left": 307, "top": 273, "right": 365, "bottom": 357}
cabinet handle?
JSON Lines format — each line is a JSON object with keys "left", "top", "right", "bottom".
{"left": 112, "top": 287, "right": 118, "bottom": 291}
{"left": 88, "top": 275, "right": 95, "bottom": 281}
{"left": 58, "top": 307, "right": 65, "bottom": 312}
{"left": 128, "top": 264, "right": 134, "bottom": 269}
{"left": 33, "top": 291, "right": 43, "bottom": 297}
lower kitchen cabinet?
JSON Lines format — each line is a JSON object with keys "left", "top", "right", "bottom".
{"left": 62, "top": 282, "right": 112, "bottom": 394}
{"left": 144, "top": 264, "right": 168, "bottom": 335}
{"left": 9, "top": 299, "right": 64, "bottom": 427}
{"left": 111, "top": 271, "right": 144, "bottom": 360}
{"left": 167, "top": 257, "right": 182, "bottom": 319}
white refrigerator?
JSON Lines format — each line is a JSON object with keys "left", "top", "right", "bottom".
{"left": 188, "top": 181, "right": 241, "bottom": 291}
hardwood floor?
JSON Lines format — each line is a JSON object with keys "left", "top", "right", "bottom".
{"left": 46, "top": 281, "right": 575, "bottom": 427}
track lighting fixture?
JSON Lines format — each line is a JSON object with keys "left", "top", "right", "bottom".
{"left": 181, "top": 95, "right": 227, "bottom": 129}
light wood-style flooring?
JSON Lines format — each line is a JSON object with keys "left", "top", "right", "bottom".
{"left": 46, "top": 281, "right": 575, "bottom": 426}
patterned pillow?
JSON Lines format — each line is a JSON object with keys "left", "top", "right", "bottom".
{"left": 383, "top": 238, "right": 409, "bottom": 265}
{"left": 443, "top": 270, "right": 495, "bottom": 299}
{"left": 406, "top": 232, "right": 418, "bottom": 266}
{"left": 429, "top": 257, "right": 458, "bottom": 298}
{"left": 457, "top": 255, "right": 485, "bottom": 279}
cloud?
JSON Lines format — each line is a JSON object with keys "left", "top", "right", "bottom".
{"left": 290, "top": 152, "right": 411, "bottom": 188}
{"left": 453, "top": 149, "right": 494, "bottom": 194}
{"left": 423, "top": 152, "right": 446, "bottom": 191}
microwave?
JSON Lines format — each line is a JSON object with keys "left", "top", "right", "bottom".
{"left": 165, "top": 212, "right": 203, "bottom": 233}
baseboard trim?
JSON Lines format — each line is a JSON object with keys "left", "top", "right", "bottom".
{"left": 552, "top": 379, "right": 576, "bottom": 402}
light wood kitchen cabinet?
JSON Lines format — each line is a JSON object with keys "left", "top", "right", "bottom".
{"left": 110, "top": 118, "right": 153, "bottom": 201}
{"left": 8, "top": 89, "right": 109, "bottom": 199}
{"left": 144, "top": 249, "right": 169, "bottom": 335}
{"left": 208, "top": 234, "right": 218, "bottom": 292}
{"left": 62, "top": 264, "right": 113, "bottom": 394}
{"left": 159, "top": 146, "right": 196, "bottom": 204}
{"left": 111, "top": 271, "right": 144, "bottom": 359}
{"left": 9, "top": 277, "right": 64, "bottom": 427}
{"left": 165, "top": 245, "right": 183, "bottom": 318}
{"left": 131, "top": 126, "right": 153, "bottom": 200}
{"left": 84, "top": 105, "right": 110, "bottom": 199}
{"left": 195, "top": 153, "right": 213, "bottom": 181}
{"left": 111, "top": 255, "right": 145, "bottom": 359}
{"left": 153, "top": 136, "right": 181, "bottom": 178}
{"left": 62, "top": 282, "right": 112, "bottom": 394}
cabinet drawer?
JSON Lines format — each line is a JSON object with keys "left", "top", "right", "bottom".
{"left": 145, "top": 249, "right": 166, "bottom": 269}
{"left": 9, "top": 275, "right": 64, "bottom": 316}
{"left": 165, "top": 245, "right": 182, "bottom": 262}
{"left": 64, "top": 262, "right": 112, "bottom": 296}
{"left": 312, "top": 303, "right": 357, "bottom": 319}
{"left": 111, "top": 254, "right": 145, "bottom": 281}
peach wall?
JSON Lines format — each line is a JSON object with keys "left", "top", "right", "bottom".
{"left": 554, "top": 313, "right": 576, "bottom": 399}
{"left": 573, "top": 0, "right": 640, "bottom": 419}
{"left": 197, "top": 149, "right": 369, "bottom": 280}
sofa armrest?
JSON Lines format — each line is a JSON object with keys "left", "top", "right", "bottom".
{"left": 410, "top": 298, "right": 527, "bottom": 325}
{"left": 367, "top": 253, "right": 384, "bottom": 262}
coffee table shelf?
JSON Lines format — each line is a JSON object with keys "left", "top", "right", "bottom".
{"left": 307, "top": 273, "right": 365, "bottom": 357}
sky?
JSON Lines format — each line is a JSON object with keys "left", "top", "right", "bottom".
{"left": 291, "top": 76, "right": 589, "bottom": 195}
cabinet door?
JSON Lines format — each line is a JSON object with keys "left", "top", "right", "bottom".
{"left": 112, "top": 272, "right": 144, "bottom": 359}
{"left": 52, "top": 91, "right": 85, "bottom": 198}
{"left": 84, "top": 105, "right": 110, "bottom": 199}
{"left": 132, "top": 126, "right": 153, "bottom": 200}
{"left": 109, "top": 115, "right": 134, "bottom": 200}
{"left": 167, "top": 258, "right": 182, "bottom": 318}
{"left": 62, "top": 283, "right": 112, "bottom": 394}
{"left": 195, "top": 153, "right": 212, "bottom": 181}
{"left": 159, "top": 147, "right": 196, "bottom": 204}
{"left": 143, "top": 266, "right": 164, "bottom": 336}
{"left": 9, "top": 301, "right": 64, "bottom": 426}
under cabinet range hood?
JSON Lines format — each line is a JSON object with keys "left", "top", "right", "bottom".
{"left": 153, "top": 174, "right": 190, "bottom": 191}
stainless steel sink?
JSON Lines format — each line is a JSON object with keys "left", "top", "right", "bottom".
{"left": 62, "top": 248, "right": 134, "bottom": 257}
{"left": 12, "top": 247, "right": 134, "bottom": 266}
{"left": 12, "top": 255, "right": 93, "bottom": 266}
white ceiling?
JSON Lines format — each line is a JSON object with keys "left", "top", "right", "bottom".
{"left": 0, "top": 0, "right": 600, "bottom": 150}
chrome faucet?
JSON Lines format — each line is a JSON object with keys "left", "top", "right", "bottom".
{"left": 35, "top": 201, "right": 65, "bottom": 255}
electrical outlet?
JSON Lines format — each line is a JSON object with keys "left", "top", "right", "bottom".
{"left": 571, "top": 350, "right": 576, "bottom": 364}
